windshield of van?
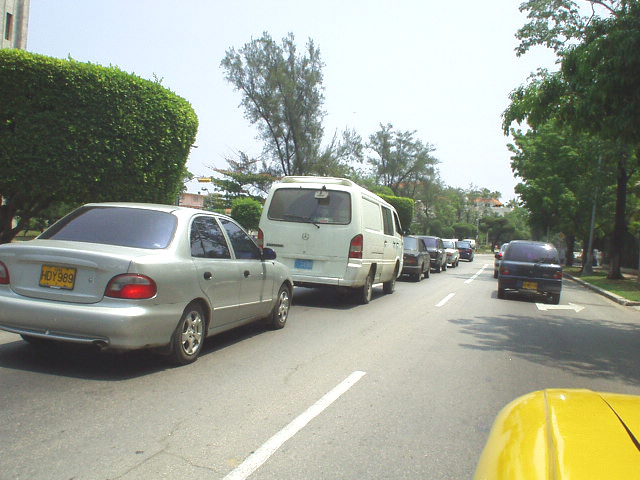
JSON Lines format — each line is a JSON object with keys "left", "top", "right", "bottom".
{"left": 267, "top": 188, "right": 351, "bottom": 225}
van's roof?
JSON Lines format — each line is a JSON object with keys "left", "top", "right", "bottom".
{"left": 274, "top": 176, "right": 393, "bottom": 207}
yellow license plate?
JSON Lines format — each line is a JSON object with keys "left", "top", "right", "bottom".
{"left": 39, "top": 265, "right": 77, "bottom": 290}
{"left": 523, "top": 281, "right": 538, "bottom": 290}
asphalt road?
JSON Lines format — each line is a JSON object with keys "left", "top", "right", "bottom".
{"left": 1, "top": 253, "right": 640, "bottom": 479}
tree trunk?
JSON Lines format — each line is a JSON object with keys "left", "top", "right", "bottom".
{"left": 607, "top": 157, "right": 628, "bottom": 280}
{"left": 566, "top": 234, "right": 575, "bottom": 266}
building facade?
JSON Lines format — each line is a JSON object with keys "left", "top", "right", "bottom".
{"left": 1, "top": 0, "right": 29, "bottom": 49}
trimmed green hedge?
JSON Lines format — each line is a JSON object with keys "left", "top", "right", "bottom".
{"left": 1, "top": 49, "right": 198, "bottom": 208}
{"left": 379, "top": 194, "right": 414, "bottom": 233}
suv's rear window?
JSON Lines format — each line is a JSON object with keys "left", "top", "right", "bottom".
{"left": 504, "top": 243, "right": 559, "bottom": 263}
{"left": 443, "top": 240, "right": 455, "bottom": 249}
{"left": 268, "top": 188, "right": 351, "bottom": 225}
{"left": 421, "top": 237, "right": 437, "bottom": 248}
{"left": 40, "top": 206, "right": 177, "bottom": 249}
{"left": 404, "top": 237, "right": 419, "bottom": 249}
{"left": 457, "top": 241, "right": 471, "bottom": 248}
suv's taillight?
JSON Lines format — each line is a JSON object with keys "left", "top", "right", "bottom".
{"left": 257, "top": 228, "right": 264, "bottom": 249}
{"left": 0, "top": 261, "right": 9, "bottom": 285}
{"left": 105, "top": 274, "right": 157, "bottom": 299}
{"left": 553, "top": 271, "right": 563, "bottom": 280}
{"left": 500, "top": 266, "right": 510, "bottom": 276}
{"left": 349, "top": 234, "right": 363, "bottom": 259}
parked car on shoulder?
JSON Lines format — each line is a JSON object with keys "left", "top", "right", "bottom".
{"left": 401, "top": 236, "right": 430, "bottom": 281}
{"left": 0, "top": 203, "right": 293, "bottom": 365}
{"left": 493, "top": 242, "right": 509, "bottom": 278}
{"left": 442, "top": 239, "right": 460, "bottom": 267}
{"left": 417, "top": 235, "right": 447, "bottom": 273}
{"left": 456, "top": 240, "right": 474, "bottom": 261}
{"left": 497, "top": 240, "right": 562, "bottom": 304}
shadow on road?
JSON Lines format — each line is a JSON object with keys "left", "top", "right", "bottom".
{"left": 451, "top": 313, "right": 640, "bottom": 385}
{"left": 0, "top": 321, "right": 270, "bottom": 381}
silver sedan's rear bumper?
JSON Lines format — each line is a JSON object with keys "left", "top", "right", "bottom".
{"left": 0, "top": 287, "right": 184, "bottom": 350}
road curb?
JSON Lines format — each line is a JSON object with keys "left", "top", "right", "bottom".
{"left": 564, "top": 273, "right": 640, "bottom": 307}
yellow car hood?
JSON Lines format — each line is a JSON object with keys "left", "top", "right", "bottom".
{"left": 474, "top": 389, "right": 640, "bottom": 479}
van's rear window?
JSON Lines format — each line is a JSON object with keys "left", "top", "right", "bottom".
{"left": 268, "top": 188, "right": 351, "bottom": 225}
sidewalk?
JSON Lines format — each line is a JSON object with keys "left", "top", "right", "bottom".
{"left": 564, "top": 265, "right": 640, "bottom": 307}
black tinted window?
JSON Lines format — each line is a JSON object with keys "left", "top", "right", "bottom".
{"left": 220, "top": 219, "right": 261, "bottom": 260}
{"left": 191, "top": 216, "right": 231, "bottom": 259}
{"left": 421, "top": 237, "right": 436, "bottom": 248}
{"left": 381, "top": 207, "right": 394, "bottom": 236}
{"left": 504, "top": 243, "right": 559, "bottom": 263}
{"left": 268, "top": 188, "right": 351, "bottom": 225}
{"left": 40, "top": 206, "right": 176, "bottom": 249}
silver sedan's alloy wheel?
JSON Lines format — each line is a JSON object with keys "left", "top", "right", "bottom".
{"left": 180, "top": 309, "right": 204, "bottom": 356}
{"left": 171, "top": 304, "right": 206, "bottom": 365}
{"left": 267, "top": 284, "right": 291, "bottom": 329}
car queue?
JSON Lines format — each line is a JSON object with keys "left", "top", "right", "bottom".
{"left": 3, "top": 175, "right": 557, "bottom": 368}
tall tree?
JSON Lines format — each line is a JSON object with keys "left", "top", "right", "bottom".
{"left": 366, "top": 123, "right": 438, "bottom": 195}
{"left": 221, "top": 33, "right": 326, "bottom": 176}
{"left": 506, "top": 0, "right": 638, "bottom": 278}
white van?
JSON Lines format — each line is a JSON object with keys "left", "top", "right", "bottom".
{"left": 258, "top": 176, "right": 404, "bottom": 303}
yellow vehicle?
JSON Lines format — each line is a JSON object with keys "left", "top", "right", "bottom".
{"left": 474, "top": 389, "right": 640, "bottom": 479}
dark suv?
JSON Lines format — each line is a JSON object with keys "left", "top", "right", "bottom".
{"left": 456, "top": 240, "right": 474, "bottom": 261}
{"left": 417, "top": 235, "right": 447, "bottom": 273}
{"left": 497, "top": 240, "right": 562, "bottom": 304}
{"left": 401, "top": 236, "right": 430, "bottom": 281}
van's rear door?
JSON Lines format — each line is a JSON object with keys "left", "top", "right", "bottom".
{"left": 262, "top": 187, "right": 353, "bottom": 280}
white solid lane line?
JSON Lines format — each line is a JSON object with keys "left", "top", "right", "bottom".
{"left": 464, "top": 264, "right": 490, "bottom": 284}
{"left": 436, "top": 293, "right": 455, "bottom": 307}
{"left": 223, "top": 371, "right": 367, "bottom": 480}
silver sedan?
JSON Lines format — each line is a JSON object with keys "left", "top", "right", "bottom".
{"left": 0, "top": 203, "right": 293, "bottom": 365}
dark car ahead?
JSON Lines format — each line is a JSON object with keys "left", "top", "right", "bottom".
{"left": 417, "top": 235, "right": 447, "bottom": 273}
{"left": 493, "top": 242, "right": 509, "bottom": 278}
{"left": 456, "top": 240, "right": 474, "bottom": 261}
{"left": 401, "top": 236, "right": 430, "bottom": 281}
{"left": 497, "top": 240, "right": 562, "bottom": 304}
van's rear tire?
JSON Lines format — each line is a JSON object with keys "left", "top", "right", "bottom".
{"left": 383, "top": 265, "right": 398, "bottom": 293}
{"left": 358, "top": 270, "right": 374, "bottom": 304}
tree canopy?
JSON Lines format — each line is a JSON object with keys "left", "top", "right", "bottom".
{"left": 0, "top": 49, "right": 198, "bottom": 243}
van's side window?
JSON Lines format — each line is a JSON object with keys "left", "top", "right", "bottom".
{"left": 191, "top": 216, "right": 231, "bottom": 259}
{"left": 393, "top": 211, "right": 402, "bottom": 235}
{"left": 381, "top": 206, "right": 394, "bottom": 236}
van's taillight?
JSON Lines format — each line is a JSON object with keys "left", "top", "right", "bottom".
{"left": 257, "top": 228, "right": 264, "bottom": 248}
{"left": 500, "top": 266, "right": 510, "bottom": 276}
{"left": 0, "top": 261, "right": 9, "bottom": 285}
{"left": 553, "top": 271, "right": 563, "bottom": 280}
{"left": 105, "top": 274, "right": 157, "bottom": 299}
{"left": 349, "top": 234, "right": 363, "bottom": 259}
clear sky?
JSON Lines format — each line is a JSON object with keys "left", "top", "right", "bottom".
{"left": 27, "top": 0, "right": 558, "bottom": 201}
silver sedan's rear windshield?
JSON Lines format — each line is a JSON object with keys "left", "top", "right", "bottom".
{"left": 39, "top": 206, "right": 177, "bottom": 249}
{"left": 267, "top": 188, "right": 351, "bottom": 225}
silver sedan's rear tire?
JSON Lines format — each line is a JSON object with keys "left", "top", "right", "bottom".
{"left": 171, "top": 303, "right": 205, "bottom": 365}
{"left": 266, "top": 284, "right": 291, "bottom": 330}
